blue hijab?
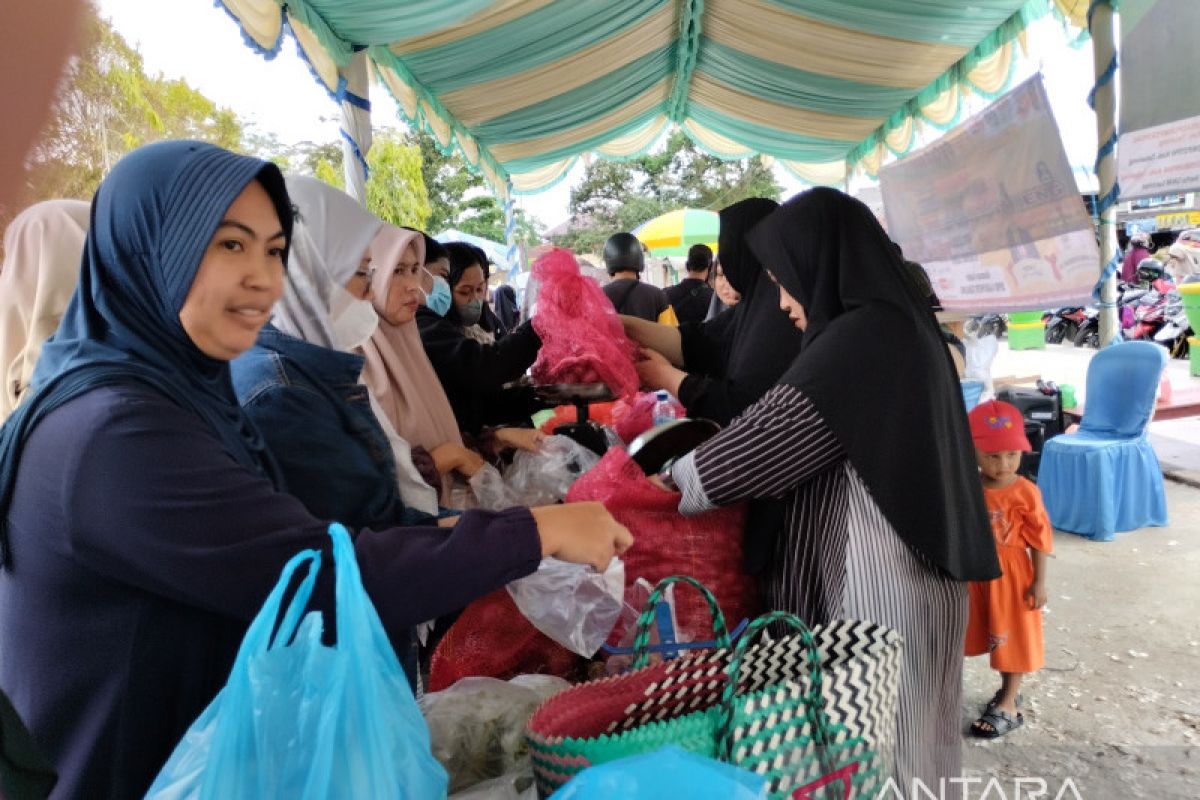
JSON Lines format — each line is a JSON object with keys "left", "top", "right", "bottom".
{"left": 0, "top": 141, "right": 293, "bottom": 567}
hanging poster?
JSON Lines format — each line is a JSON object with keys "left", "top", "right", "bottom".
{"left": 1117, "top": 0, "right": 1200, "bottom": 200}
{"left": 880, "top": 76, "right": 1098, "bottom": 312}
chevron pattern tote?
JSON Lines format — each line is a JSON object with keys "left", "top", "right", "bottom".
{"left": 526, "top": 578, "right": 903, "bottom": 798}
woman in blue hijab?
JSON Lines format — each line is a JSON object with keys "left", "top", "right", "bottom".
{"left": 0, "top": 141, "right": 630, "bottom": 797}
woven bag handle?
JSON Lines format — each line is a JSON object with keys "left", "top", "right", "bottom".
{"left": 716, "top": 611, "right": 836, "bottom": 762}
{"left": 631, "top": 575, "right": 730, "bottom": 669}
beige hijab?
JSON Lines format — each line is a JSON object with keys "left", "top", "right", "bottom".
{"left": 360, "top": 225, "right": 464, "bottom": 450}
{"left": 0, "top": 199, "right": 90, "bottom": 420}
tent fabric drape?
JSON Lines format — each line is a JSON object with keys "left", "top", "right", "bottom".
{"left": 214, "top": 0, "right": 1088, "bottom": 194}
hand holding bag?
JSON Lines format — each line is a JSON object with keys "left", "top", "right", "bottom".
{"left": 146, "top": 524, "right": 447, "bottom": 799}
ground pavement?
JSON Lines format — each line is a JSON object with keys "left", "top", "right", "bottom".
{"left": 957, "top": 341, "right": 1199, "bottom": 799}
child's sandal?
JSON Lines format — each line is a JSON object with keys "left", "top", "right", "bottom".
{"left": 970, "top": 709, "right": 1024, "bottom": 739}
{"left": 984, "top": 691, "right": 1023, "bottom": 712}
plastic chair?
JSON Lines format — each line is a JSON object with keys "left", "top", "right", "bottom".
{"left": 1038, "top": 341, "right": 1168, "bottom": 541}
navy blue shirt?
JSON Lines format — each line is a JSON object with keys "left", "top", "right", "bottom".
{"left": 0, "top": 383, "right": 540, "bottom": 798}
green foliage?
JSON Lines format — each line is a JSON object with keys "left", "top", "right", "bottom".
{"left": 409, "top": 129, "right": 541, "bottom": 245}
{"left": 364, "top": 133, "right": 430, "bottom": 229}
{"left": 555, "top": 129, "right": 782, "bottom": 253}
{"left": 21, "top": 2, "right": 246, "bottom": 208}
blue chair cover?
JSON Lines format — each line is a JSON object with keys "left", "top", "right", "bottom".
{"left": 1038, "top": 342, "right": 1168, "bottom": 541}
{"left": 961, "top": 380, "right": 985, "bottom": 410}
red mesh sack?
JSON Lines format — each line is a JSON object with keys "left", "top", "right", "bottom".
{"left": 611, "top": 392, "right": 685, "bottom": 444}
{"left": 530, "top": 248, "right": 639, "bottom": 398}
{"left": 564, "top": 447, "right": 757, "bottom": 643}
{"left": 427, "top": 589, "right": 587, "bottom": 692}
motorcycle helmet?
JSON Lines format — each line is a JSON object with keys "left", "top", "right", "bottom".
{"left": 603, "top": 232, "right": 645, "bottom": 275}
{"left": 1130, "top": 231, "right": 1152, "bottom": 249}
{"left": 1135, "top": 257, "right": 1164, "bottom": 284}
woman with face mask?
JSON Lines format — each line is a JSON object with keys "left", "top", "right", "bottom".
{"left": 230, "top": 175, "right": 443, "bottom": 527}
{"left": 412, "top": 238, "right": 547, "bottom": 437}
{"left": 0, "top": 142, "right": 632, "bottom": 797}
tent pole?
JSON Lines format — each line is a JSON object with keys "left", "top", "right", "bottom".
{"left": 1089, "top": 1, "right": 1120, "bottom": 346}
{"left": 339, "top": 49, "right": 372, "bottom": 204}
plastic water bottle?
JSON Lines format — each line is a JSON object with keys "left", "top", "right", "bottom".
{"left": 652, "top": 390, "right": 677, "bottom": 426}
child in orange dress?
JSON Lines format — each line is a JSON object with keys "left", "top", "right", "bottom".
{"left": 964, "top": 400, "right": 1052, "bottom": 739}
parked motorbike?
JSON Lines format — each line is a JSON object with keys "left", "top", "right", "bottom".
{"left": 1124, "top": 289, "right": 1168, "bottom": 342}
{"left": 1043, "top": 306, "right": 1088, "bottom": 344}
{"left": 1153, "top": 291, "right": 1193, "bottom": 358}
{"left": 965, "top": 313, "right": 1007, "bottom": 339}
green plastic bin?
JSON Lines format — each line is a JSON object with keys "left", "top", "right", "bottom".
{"left": 1008, "top": 321, "right": 1046, "bottom": 350}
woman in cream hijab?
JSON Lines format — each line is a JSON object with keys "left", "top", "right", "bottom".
{"left": 0, "top": 199, "right": 90, "bottom": 420}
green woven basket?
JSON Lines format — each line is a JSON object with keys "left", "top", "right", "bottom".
{"left": 527, "top": 578, "right": 882, "bottom": 798}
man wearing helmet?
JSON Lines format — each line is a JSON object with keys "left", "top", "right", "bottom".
{"left": 601, "top": 232, "right": 678, "bottom": 324}
{"left": 1121, "top": 231, "right": 1153, "bottom": 283}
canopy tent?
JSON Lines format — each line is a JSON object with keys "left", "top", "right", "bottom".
{"left": 216, "top": 0, "right": 1090, "bottom": 201}
{"left": 433, "top": 228, "right": 509, "bottom": 267}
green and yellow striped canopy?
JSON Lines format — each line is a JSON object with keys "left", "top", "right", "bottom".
{"left": 218, "top": 0, "right": 1088, "bottom": 197}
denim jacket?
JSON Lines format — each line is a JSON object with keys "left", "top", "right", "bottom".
{"left": 231, "top": 326, "right": 435, "bottom": 531}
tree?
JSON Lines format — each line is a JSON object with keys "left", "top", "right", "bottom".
{"left": 409, "top": 129, "right": 542, "bottom": 246}
{"left": 20, "top": 3, "right": 245, "bottom": 209}
{"left": 555, "top": 129, "right": 782, "bottom": 253}
{"left": 364, "top": 133, "right": 431, "bottom": 229}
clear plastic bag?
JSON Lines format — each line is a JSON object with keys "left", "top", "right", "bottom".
{"left": 468, "top": 435, "right": 601, "bottom": 511}
{"left": 507, "top": 557, "right": 625, "bottom": 657}
{"left": 421, "top": 675, "right": 570, "bottom": 795}
{"left": 964, "top": 333, "right": 999, "bottom": 400}
{"left": 504, "top": 435, "right": 600, "bottom": 506}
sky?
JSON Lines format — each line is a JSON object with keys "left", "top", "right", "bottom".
{"left": 96, "top": 0, "right": 1098, "bottom": 230}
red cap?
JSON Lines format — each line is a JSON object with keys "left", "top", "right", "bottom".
{"left": 968, "top": 400, "right": 1032, "bottom": 453}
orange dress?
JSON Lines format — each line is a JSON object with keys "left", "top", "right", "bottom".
{"left": 964, "top": 477, "right": 1053, "bottom": 673}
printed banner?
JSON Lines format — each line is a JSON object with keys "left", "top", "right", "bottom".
{"left": 1118, "top": 0, "right": 1200, "bottom": 199}
{"left": 880, "top": 76, "right": 1098, "bottom": 312}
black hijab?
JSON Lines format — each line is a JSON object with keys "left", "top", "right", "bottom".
{"left": 748, "top": 188, "right": 997, "bottom": 582}
{"left": 678, "top": 198, "right": 804, "bottom": 425}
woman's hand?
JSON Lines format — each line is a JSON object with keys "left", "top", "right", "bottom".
{"left": 531, "top": 501, "right": 634, "bottom": 572}
{"left": 636, "top": 347, "right": 687, "bottom": 395}
{"left": 430, "top": 443, "right": 486, "bottom": 477}
{"left": 495, "top": 426, "right": 546, "bottom": 453}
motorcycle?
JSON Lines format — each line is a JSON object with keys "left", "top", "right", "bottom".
{"left": 965, "top": 313, "right": 1007, "bottom": 339}
{"left": 1073, "top": 307, "right": 1101, "bottom": 349}
{"left": 1043, "top": 306, "right": 1088, "bottom": 344}
{"left": 1153, "top": 291, "right": 1193, "bottom": 358}
{"left": 1124, "top": 289, "right": 1168, "bottom": 342}
{"left": 1072, "top": 281, "right": 1156, "bottom": 349}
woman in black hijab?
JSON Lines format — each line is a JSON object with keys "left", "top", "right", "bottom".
{"left": 665, "top": 188, "right": 999, "bottom": 787}
{"left": 622, "top": 198, "right": 803, "bottom": 426}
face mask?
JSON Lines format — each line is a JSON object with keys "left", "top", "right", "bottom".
{"left": 422, "top": 275, "right": 452, "bottom": 317}
{"left": 329, "top": 285, "right": 379, "bottom": 351}
{"left": 456, "top": 298, "right": 483, "bottom": 327}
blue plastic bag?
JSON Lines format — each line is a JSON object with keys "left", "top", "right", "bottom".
{"left": 550, "top": 746, "right": 766, "bottom": 799}
{"left": 146, "top": 524, "right": 447, "bottom": 799}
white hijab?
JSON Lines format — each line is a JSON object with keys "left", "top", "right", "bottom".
{"left": 279, "top": 177, "right": 439, "bottom": 515}
{"left": 275, "top": 175, "right": 382, "bottom": 347}
{"left": 0, "top": 199, "right": 90, "bottom": 420}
